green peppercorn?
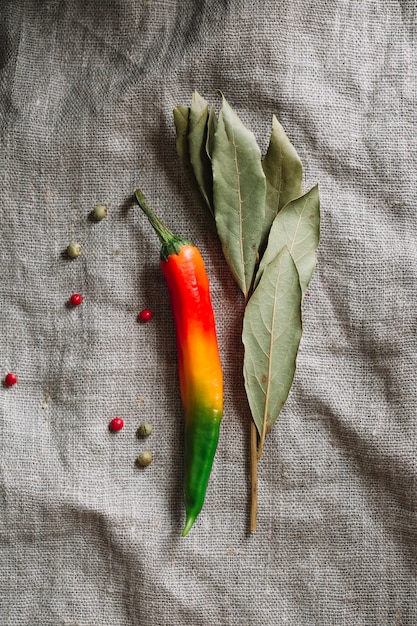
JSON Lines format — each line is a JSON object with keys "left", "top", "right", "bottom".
{"left": 137, "top": 450, "right": 153, "bottom": 467}
{"left": 93, "top": 204, "right": 108, "bottom": 221}
{"left": 137, "top": 422, "right": 153, "bottom": 437}
{"left": 67, "top": 241, "right": 82, "bottom": 258}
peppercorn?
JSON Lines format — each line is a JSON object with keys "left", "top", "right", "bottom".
{"left": 93, "top": 204, "right": 108, "bottom": 221}
{"left": 67, "top": 241, "right": 82, "bottom": 258}
{"left": 70, "top": 293, "right": 83, "bottom": 306}
{"left": 4, "top": 373, "right": 18, "bottom": 387}
{"left": 109, "top": 417, "right": 124, "bottom": 432}
{"left": 137, "top": 450, "right": 153, "bottom": 466}
{"left": 138, "top": 308, "right": 153, "bottom": 322}
{"left": 137, "top": 422, "right": 153, "bottom": 437}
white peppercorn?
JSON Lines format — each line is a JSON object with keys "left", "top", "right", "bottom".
{"left": 67, "top": 241, "right": 82, "bottom": 258}
{"left": 137, "top": 450, "right": 153, "bottom": 467}
{"left": 93, "top": 204, "right": 108, "bottom": 221}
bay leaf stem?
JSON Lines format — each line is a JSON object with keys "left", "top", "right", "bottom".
{"left": 250, "top": 420, "right": 258, "bottom": 532}
{"left": 248, "top": 267, "right": 259, "bottom": 531}
{"left": 257, "top": 429, "right": 266, "bottom": 461}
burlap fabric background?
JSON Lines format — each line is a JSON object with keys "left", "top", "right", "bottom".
{"left": 1, "top": 1, "right": 416, "bottom": 624}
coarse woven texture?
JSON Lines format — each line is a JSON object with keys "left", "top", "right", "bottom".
{"left": 1, "top": 1, "right": 416, "bottom": 624}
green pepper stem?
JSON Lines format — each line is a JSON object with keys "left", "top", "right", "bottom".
{"left": 135, "top": 190, "right": 174, "bottom": 245}
{"left": 135, "top": 190, "right": 191, "bottom": 261}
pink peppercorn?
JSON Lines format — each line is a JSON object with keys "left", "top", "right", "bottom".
{"left": 109, "top": 417, "right": 124, "bottom": 432}
{"left": 70, "top": 293, "right": 83, "bottom": 306}
{"left": 138, "top": 308, "right": 153, "bottom": 322}
{"left": 4, "top": 373, "right": 18, "bottom": 387}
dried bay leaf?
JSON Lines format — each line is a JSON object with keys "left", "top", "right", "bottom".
{"left": 188, "top": 91, "right": 208, "bottom": 133}
{"left": 173, "top": 104, "right": 209, "bottom": 213}
{"left": 205, "top": 106, "right": 217, "bottom": 161}
{"left": 261, "top": 115, "right": 303, "bottom": 248}
{"left": 243, "top": 247, "right": 302, "bottom": 456}
{"left": 212, "top": 96, "right": 266, "bottom": 299}
{"left": 188, "top": 91, "right": 214, "bottom": 213}
{"left": 173, "top": 105, "right": 190, "bottom": 168}
{"left": 256, "top": 185, "right": 320, "bottom": 295}
{"left": 173, "top": 93, "right": 320, "bottom": 526}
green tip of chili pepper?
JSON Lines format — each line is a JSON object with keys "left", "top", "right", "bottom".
{"left": 182, "top": 515, "right": 197, "bottom": 537}
{"left": 135, "top": 189, "right": 191, "bottom": 261}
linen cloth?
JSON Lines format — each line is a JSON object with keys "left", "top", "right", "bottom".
{"left": 1, "top": 1, "right": 416, "bottom": 624}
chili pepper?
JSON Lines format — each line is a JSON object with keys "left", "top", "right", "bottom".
{"left": 135, "top": 190, "right": 223, "bottom": 536}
